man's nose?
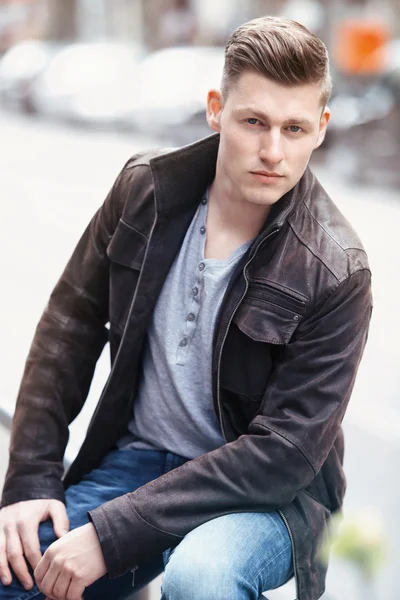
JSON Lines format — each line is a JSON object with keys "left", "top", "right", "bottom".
{"left": 259, "top": 130, "right": 284, "bottom": 165}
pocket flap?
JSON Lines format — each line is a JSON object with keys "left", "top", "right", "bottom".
{"left": 234, "top": 283, "right": 307, "bottom": 344}
{"left": 106, "top": 219, "right": 147, "bottom": 270}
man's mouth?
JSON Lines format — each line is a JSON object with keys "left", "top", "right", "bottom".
{"left": 251, "top": 170, "right": 283, "bottom": 177}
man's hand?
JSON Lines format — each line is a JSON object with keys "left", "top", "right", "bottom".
{"left": 0, "top": 499, "right": 69, "bottom": 590}
{"left": 34, "top": 522, "right": 107, "bottom": 600}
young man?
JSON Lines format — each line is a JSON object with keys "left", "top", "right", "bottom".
{"left": 0, "top": 16, "right": 371, "bottom": 600}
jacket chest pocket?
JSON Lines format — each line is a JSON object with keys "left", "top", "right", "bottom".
{"left": 106, "top": 219, "right": 148, "bottom": 330}
{"left": 221, "top": 282, "right": 308, "bottom": 402}
{"left": 234, "top": 280, "right": 308, "bottom": 344}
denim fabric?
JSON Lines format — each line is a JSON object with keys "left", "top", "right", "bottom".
{"left": 0, "top": 448, "right": 293, "bottom": 600}
{"left": 161, "top": 509, "right": 293, "bottom": 600}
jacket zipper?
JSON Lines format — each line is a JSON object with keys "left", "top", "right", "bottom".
{"left": 215, "top": 226, "right": 300, "bottom": 600}
{"left": 278, "top": 509, "right": 300, "bottom": 600}
{"left": 216, "top": 227, "right": 279, "bottom": 441}
{"left": 131, "top": 565, "right": 139, "bottom": 587}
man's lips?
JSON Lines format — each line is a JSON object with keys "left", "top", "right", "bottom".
{"left": 250, "top": 171, "right": 284, "bottom": 184}
{"left": 251, "top": 170, "right": 283, "bottom": 177}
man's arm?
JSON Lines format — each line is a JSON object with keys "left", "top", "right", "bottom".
{"left": 89, "top": 267, "right": 372, "bottom": 577}
{"left": 2, "top": 161, "right": 134, "bottom": 508}
{"left": 0, "top": 158, "right": 138, "bottom": 590}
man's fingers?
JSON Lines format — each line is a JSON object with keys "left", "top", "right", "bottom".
{"left": 34, "top": 551, "right": 49, "bottom": 585}
{"left": 0, "top": 529, "right": 12, "bottom": 585}
{"left": 66, "top": 576, "right": 85, "bottom": 600}
{"left": 17, "top": 520, "right": 42, "bottom": 571}
{"left": 52, "top": 569, "right": 73, "bottom": 600}
{"left": 5, "top": 525, "right": 33, "bottom": 590}
{"left": 48, "top": 502, "right": 70, "bottom": 539}
{"left": 36, "top": 560, "right": 60, "bottom": 599}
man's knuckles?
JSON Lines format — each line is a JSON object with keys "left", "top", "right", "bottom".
{"left": 16, "top": 517, "right": 34, "bottom": 531}
{"left": 3, "top": 522, "right": 16, "bottom": 536}
{"left": 7, "top": 548, "right": 23, "bottom": 560}
{"left": 43, "top": 551, "right": 82, "bottom": 577}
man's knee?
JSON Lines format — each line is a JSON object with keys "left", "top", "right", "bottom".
{"left": 161, "top": 545, "right": 255, "bottom": 600}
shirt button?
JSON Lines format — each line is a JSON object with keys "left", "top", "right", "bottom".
{"left": 201, "top": 198, "right": 207, "bottom": 205}
{"left": 187, "top": 313, "right": 195, "bottom": 322}
{"left": 293, "top": 314, "right": 299, "bottom": 321}
{"left": 200, "top": 226, "right": 206, "bottom": 235}
{"left": 198, "top": 262, "right": 205, "bottom": 271}
{"left": 192, "top": 287, "right": 198, "bottom": 296}
{"left": 180, "top": 337, "right": 188, "bottom": 347}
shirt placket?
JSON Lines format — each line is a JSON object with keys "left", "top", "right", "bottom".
{"left": 175, "top": 195, "right": 208, "bottom": 365}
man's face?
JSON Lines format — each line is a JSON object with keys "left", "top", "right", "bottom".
{"left": 207, "top": 70, "right": 330, "bottom": 208}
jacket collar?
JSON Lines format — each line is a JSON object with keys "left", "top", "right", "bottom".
{"left": 149, "top": 132, "right": 311, "bottom": 233}
{"left": 149, "top": 133, "right": 219, "bottom": 217}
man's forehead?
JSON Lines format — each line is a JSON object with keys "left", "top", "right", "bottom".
{"left": 225, "top": 73, "right": 324, "bottom": 119}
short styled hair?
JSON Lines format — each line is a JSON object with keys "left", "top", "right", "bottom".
{"left": 221, "top": 16, "right": 332, "bottom": 107}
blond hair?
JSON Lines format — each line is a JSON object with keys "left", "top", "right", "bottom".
{"left": 222, "top": 16, "right": 332, "bottom": 107}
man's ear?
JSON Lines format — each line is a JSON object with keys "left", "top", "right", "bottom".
{"left": 314, "top": 106, "right": 331, "bottom": 149}
{"left": 207, "top": 89, "right": 223, "bottom": 132}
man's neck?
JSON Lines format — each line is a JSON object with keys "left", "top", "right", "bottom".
{"left": 203, "top": 174, "right": 271, "bottom": 261}
{"left": 207, "top": 174, "right": 271, "bottom": 241}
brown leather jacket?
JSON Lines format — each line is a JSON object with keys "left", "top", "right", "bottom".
{"left": 2, "top": 134, "right": 372, "bottom": 600}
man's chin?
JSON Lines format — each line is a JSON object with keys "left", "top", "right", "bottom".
{"left": 244, "top": 190, "right": 282, "bottom": 207}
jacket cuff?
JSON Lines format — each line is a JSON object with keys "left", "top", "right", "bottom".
{"left": 1, "top": 480, "right": 66, "bottom": 508}
{"left": 89, "top": 496, "right": 182, "bottom": 578}
{"left": 1, "top": 459, "right": 66, "bottom": 507}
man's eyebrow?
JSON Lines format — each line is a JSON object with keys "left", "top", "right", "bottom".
{"left": 236, "top": 107, "right": 313, "bottom": 127}
{"left": 282, "top": 117, "right": 313, "bottom": 127}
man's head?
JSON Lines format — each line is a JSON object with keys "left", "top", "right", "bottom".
{"left": 207, "top": 16, "right": 332, "bottom": 209}
{"left": 221, "top": 16, "right": 332, "bottom": 109}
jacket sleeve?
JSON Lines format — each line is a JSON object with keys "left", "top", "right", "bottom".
{"left": 1, "top": 162, "right": 134, "bottom": 508}
{"left": 89, "top": 267, "right": 372, "bottom": 577}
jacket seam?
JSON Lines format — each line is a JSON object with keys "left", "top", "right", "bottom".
{"left": 253, "top": 420, "right": 316, "bottom": 475}
{"left": 109, "top": 320, "right": 125, "bottom": 333}
{"left": 3, "top": 484, "right": 61, "bottom": 491}
{"left": 290, "top": 201, "right": 368, "bottom": 282}
{"left": 131, "top": 504, "right": 183, "bottom": 539}
{"left": 302, "top": 200, "right": 367, "bottom": 255}
{"left": 101, "top": 153, "right": 148, "bottom": 249}
{"left": 288, "top": 218, "right": 342, "bottom": 282}
{"left": 102, "top": 509, "right": 122, "bottom": 574}
{"left": 296, "top": 268, "right": 371, "bottom": 331}
{"left": 249, "top": 277, "right": 309, "bottom": 304}
{"left": 119, "top": 218, "right": 149, "bottom": 242}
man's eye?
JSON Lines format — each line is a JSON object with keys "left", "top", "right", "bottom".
{"left": 247, "top": 118, "right": 260, "bottom": 125}
{"left": 288, "top": 125, "right": 302, "bottom": 133}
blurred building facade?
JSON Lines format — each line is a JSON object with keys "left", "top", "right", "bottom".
{"left": 1, "top": 0, "right": 399, "bottom": 64}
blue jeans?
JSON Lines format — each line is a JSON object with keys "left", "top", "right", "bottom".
{"left": 0, "top": 448, "right": 293, "bottom": 600}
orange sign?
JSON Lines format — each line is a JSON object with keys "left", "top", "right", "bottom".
{"left": 335, "top": 20, "right": 390, "bottom": 74}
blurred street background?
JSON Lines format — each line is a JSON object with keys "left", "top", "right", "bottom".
{"left": 0, "top": 1, "right": 399, "bottom": 599}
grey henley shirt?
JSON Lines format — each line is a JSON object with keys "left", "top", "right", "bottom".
{"left": 119, "top": 190, "right": 253, "bottom": 459}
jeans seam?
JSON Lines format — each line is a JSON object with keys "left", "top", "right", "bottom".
{"left": 252, "top": 540, "right": 293, "bottom": 591}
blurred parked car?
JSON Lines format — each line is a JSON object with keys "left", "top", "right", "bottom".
{"left": 30, "top": 42, "right": 144, "bottom": 128}
{"left": 126, "top": 46, "right": 225, "bottom": 144}
{"left": 0, "top": 40, "right": 61, "bottom": 112}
